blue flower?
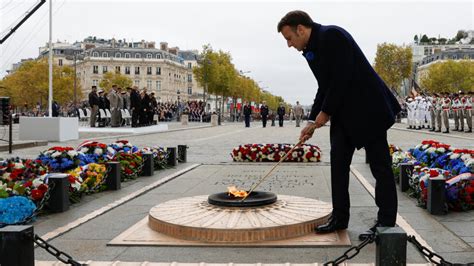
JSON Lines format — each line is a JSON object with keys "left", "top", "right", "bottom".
{"left": 305, "top": 51, "right": 315, "bottom": 61}
{"left": 0, "top": 196, "right": 36, "bottom": 224}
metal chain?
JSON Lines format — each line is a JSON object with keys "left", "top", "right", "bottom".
{"left": 407, "top": 235, "right": 456, "bottom": 266}
{"left": 33, "top": 234, "right": 85, "bottom": 266}
{"left": 323, "top": 233, "right": 376, "bottom": 265}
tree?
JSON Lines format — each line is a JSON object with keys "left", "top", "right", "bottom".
{"left": 374, "top": 43, "right": 413, "bottom": 93}
{"left": 420, "top": 60, "right": 474, "bottom": 93}
{"left": 0, "top": 58, "right": 81, "bottom": 107}
{"left": 193, "top": 44, "right": 219, "bottom": 103}
{"left": 455, "top": 30, "right": 467, "bottom": 41}
{"left": 99, "top": 71, "right": 132, "bottom": 91}
{"left": 420, "top": 34, "right": 429, "bottom": 43}
{"left": 414, "top": 35, "right": 419, "bottom": 44}
{"left": 438, "top": 38, "right": 447, "bottom": 44}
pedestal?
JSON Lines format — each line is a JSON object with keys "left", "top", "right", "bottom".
{"left": 46, "top": 173, "right": 70, "bottom": 212}
{"left": 428, "top": 177, "right": 446, "bottom": 215}
{"left": 211, "top": 114, "right": 218, "bottom": 126}
{"left": 181, "top": 114, "right": 188, "bottom": 125}
{"left": 19, "top": 117, "right": 78, "bottom": 141}
{"left": 0, "top": 225, "right": 34, "bottom": 266}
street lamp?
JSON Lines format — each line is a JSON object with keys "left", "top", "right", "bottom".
{"left": 176, "top": 89, "right": 181, "bottom": 122}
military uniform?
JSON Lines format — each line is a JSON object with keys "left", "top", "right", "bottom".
{"left": 260, "top": 104, "right": 269, "bottom": 127}
{"left": 293, "top": 103, "right": 304, "bottom": 127}
{"left": 452, "top": 96, "right": 462, "bottom": 131}
{"left": 434, "top": 96, "right": 442, "bottom": 132}
{"left": 463, "top": 94, "right": 473, "bottom": 132}
{"left": 441, "top": 95, "right": 451, "bottom": 133}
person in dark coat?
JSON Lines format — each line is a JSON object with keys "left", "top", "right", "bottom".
{"left": 88, "top": 86, "right": 100, "bottom": 127}
{"left": 277, "top": 102, "right": 286, "bottom": 127}
{"left": 243, "top": 101, "right": 252, "bottom": 127}
{"left": 52, "top": 101, "right": 60, "bottom": 117}
{"left": 260, "top": 101, "right": 269, "bottom": 127}
{"left": 129, "top": 86, "right": 141, "bottom": 127}
{"left": 278, "top": 11, "right": 401, "bottom": 238}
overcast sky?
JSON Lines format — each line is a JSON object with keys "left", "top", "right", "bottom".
{"left": 1, "top": 0, "right": 472, "bottom": 105}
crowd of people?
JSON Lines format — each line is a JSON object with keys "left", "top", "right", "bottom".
{"left": 88, "top": 85, "right": 207, "bottom": 127}
{"left": 404, "top": 91, "right": 473, "bottom": 133}
{"left": 240, "top": 100, "right": 307, "bottom": 128}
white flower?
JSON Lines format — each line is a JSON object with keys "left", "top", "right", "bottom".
{"left": 80, "top": 147, "right": 89, "bottom": 153}
{"left": 14, "top": 163, "right": 24, "bottom": 169}
{"left": 107, "top": 147, "right": 116, "bottom": 154}
{"left": 460, "top": 154, "right": 471, "bottom": 161}
{"left": 450, "top": 153, "right": 461, "bottom": 160}
{"left": 436, "top": 147, "right": 446, "bottom": 153}
{"left": 67, "top": 150, "right": 78, "bottom": 158}
{"left": 267, "top": 154, "right": 274, "bottom": 161}
{"left": 415, "top": 144, "right": 422, "bottom": 149}
{"left": 94, "top": 148, "right": 103, "bottom": 155}
{"left": 426, "top": 147, "right": 436, "bottom": 153}
{"left": 422, "top": 144, "right": 429, "bottom": 150}
{"left": 292, "top": 151, "right": 298, "bottom": 158}
{"left": 117, "top": 143, "right": 124, "bottom": 148}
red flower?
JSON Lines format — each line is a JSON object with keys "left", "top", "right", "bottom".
{"left": 23, "top": 180, "right": 33, "bottom": 188}
{"left": 429, "top": 169, "right": 439, "bottom": 177}
{"left": 68, "top": 175, "right": 76, "bottom": 184}
{"left": 31, "top": 189, "right": 45, "bottom": 201}
{"left": 38, "top": 184, "right": 48, "bottom": 192}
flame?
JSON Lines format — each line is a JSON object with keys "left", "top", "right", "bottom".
{"left": 227, "top": 185, "right": 248, "bottom": 198}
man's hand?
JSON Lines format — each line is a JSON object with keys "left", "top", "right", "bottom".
{"left": 299, "top": 112, "right": 330, "bottom": 142}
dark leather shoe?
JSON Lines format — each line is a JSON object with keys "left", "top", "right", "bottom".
{"left": 358, "top": 221, "right": 394, "bottom": 240}
{"left": 315, "top": 215, "right": 348, "bottom": 234}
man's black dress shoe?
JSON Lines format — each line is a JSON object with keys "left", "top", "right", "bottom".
{"left": 315, "top": 215, "right": 348, "bottom": 234}
{"left": 358, "top": 221, "right": 394, "bottom": 240}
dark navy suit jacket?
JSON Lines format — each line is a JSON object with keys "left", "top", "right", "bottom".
{"left": 304, "top": 23, "right": 401, "bottom": 148}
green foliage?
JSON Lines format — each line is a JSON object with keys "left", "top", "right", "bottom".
{"left": 374, "top": 43, "right": 413, "bottom": 92}
{"left": 99, "top": 72, "right": 132, "bottom": 92}
{"left": 420, "top": 34, "right": 429, "bottom": 43}
{"left": 0, "top": 58, "right": 81, "bottom": 106}
{"left": 420, "top": 60, "right": 474, "bottom": 93}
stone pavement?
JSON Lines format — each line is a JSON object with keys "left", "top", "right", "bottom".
{"left": 1, "top": 120, "right": 472, "bottom": 264}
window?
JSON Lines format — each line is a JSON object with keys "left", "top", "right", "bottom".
{"left": 58, "top": 59, "right": 63, "bottom": 66}
{"left": 93, "top": 65, "right": 98, "bottom": 74}
{"left": 188, "top": 62, "right": 192, "bottom": 69}
{"left": 92, "top": 52, "right": 99, "bottom": 57}
{"left": 134, "top": 80, "right": 140, "bottom": 86}
{"left": 156, "top": 53, "right": 161, "bottom": 59}
{"left": 147, "top": 80, "right": 152, "bottom": 89}
{"left": 125, "top": 53, "right": 131, "bottom": 58}
{"left": 102, "top": 52, "right": 108, "bottom": 57}
{"left": 147, "top": 66, "right": 152, "bottom": 75}
{"left": 135, "top": 53, "right": 141, "bottom": 58}
{"left": 135, "top": 66, "right": 140, "bottom": 75}
{"left": 147, "top": 53, "right": 152, "bottom": 59}
{"left": 115, "top": 53, "right": 121, "bottom": 58}
{"left": 187, "top": 74, "right": 192, "bottom": 82}
{"left": 92, "top": 80, "right": 98, "bottom": 86}
{"left": 102, "top": 66, "right": 108, "bottom": 73}
{"left": 156, "top": 67, "right": 161, "bottom": 75}
{"left": 188, "top": 86, "right": 192, "bottom": 95}
{"left": 115, "top": 66, "right": 121, "bottom": 73}
{"left": 125, "top": 66, "right": 130, "bottom": 75}
{"left": 156, "top": 80, "right": 161, "bottom": 91}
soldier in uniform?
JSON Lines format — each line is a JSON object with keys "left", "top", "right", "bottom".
{"left": 429, "top": 94, "right": 436, "bottom": 131}
{"left": 414, "top": 96, "right": 422, "bottom": 130}
{"left": 260, "top": 101, "right": 269, "bottom": 127}
{"left": 294, "top": 101, "right": 304, "bottom": 127}
{"left": 452, "top": 93, "right": 461, "bottom": 131}
{"left": 277, "top": 102, "right": 286, "bottom": 127}
{"left": 441, "top": 92, "right": 451, "bottom": 133}
{"left": 243, "top": 101, "right": 252, "bottom": 128}
{"left": 457, "top": 92, "right": 465, "bottom": 132}
{"left": 88, "top": 85, "right": 99, "bottom": 127}
{"left": 463, "top": 91, "right": 473, "bottom": 133}
{"left": 434, "top": 93, "right": 442, "bottom": 132}
{"left": 406, "top": 97, "right": 414, "bottom": 129}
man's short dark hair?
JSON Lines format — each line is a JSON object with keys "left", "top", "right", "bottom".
{"left": 277, "top": 10, "right": 314, "bottom": 32}
{"left": 92, "top": 85, "right": 97, "bottom": 89}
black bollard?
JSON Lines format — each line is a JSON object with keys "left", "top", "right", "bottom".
{"left": 178, "top": 145, "right": 188, "bottom": 163}
{"left": 428, "top": 177, "right": 446, "bottom": 215}
{"left": 167, "top": 147, "right": 178, "bottom": 167}
{"left": 106, "top": 162, "right": 121, "bottom": 190}
{"left": 399, "top": 163, "right": 413, "bottom": 192}
{"left": 141, "top": 152, "right": 154, "bottom": 176}
{"left": 46, "top": 173, "right": 70, "bottom": 212}
{"left": 0, "top": 225, "right": 34, "bottom": 266}
{"left": 376, "top": 227, "right": 407, "bottom": 266}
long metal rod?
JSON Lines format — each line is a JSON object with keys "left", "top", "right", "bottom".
{"left": 0, "top": 0, "right": 46, "bottom": 44}
{"left": 242, "top": 140, "right": 302, "bottom": 201}
{"left": 48, "top": 0, "right": 52, "bottom": 118}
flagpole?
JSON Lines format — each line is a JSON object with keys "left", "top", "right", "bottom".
{"left": 48, "top": 0, "right": 53, "bottom": 117}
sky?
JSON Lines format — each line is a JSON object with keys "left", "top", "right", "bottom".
{"left": 0, "top": 0, "right": 473, "bottom": 105}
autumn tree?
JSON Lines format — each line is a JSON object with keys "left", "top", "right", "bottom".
{"left": 374, "top": 43, "right": 412, "bottom": 93}
{"left": 420, "top": 60, "right": 474, "bottom": 93}
{"left": 0, "top": 58, "right": 81, "bottom": 107}
{"left": 99, "top": 71, "right": 132, "bottom": 91}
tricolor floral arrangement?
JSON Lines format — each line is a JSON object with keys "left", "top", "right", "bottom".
{"left": 37, "top": 146, "right": 95, "bottom": 172}
{"left": 391, "top": 140, "right": 473, "bottom": 212}
{"left": 141, "top": 147, "right": 169, "bottom": 170}
{"left": 108, "top": 140, "right": 139, "bottom": 155}
{"left": 231, "top": 144, "right": 322, "bottom": 162}
{"left": 77, "top": 141, "right": 108, "bottom": 163}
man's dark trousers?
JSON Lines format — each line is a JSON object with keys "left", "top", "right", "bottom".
{"left": 278, "top": 115, "right": 284, "bottom": 127}
{"left": 330, "top": 120, "right": 397, "bottom": 226}
{"left": 262, "top": 115, "right": 267, "bottom": 127}
{"left": 245, "top": 115, "right": 250, "bottom": 127}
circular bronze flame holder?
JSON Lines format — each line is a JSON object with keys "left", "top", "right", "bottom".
{"left": 207, "top": 191, "right": 277, "bottom": 207}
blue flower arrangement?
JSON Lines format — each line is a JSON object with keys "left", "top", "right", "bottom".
{"left": 0, "top": 196, "right": 36, "bottom": 224}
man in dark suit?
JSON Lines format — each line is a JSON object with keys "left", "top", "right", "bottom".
{"left": 278, "top": 10, "right": 401, "bottom": 239}
{"left": 243, "top": 101, "right": 252, "bottom": 127}
{"left": 129, "top": 86, "right": 141, "bottom": 127}
{"left": 277, "top": 102, "right": 285, "bottom": 127}
{"left": 260, "top": 101, "right": 269, "bottom": 127}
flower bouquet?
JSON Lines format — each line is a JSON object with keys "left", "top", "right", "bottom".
{"left": 141, "top": 147, "right": 168, "bottom": 170}
{"left": 111, "top": 152, "right": 143, "bottom": 181}
{"left": 68, "top": 163, "right": 107, "bottom": 195}
{"left": 0, "top": 196, "right": 37, "bottom": 225}
{"left": 445, "top": 173, "right": 474, "bottom": 211}
{"left": 37, "top": 146, "right": 95, "bottom": 172}
{"left": 231, "top": 143, "right": 322, "bottom": 162}
{"left": 77, "top": 141, "right": 109, "bottom": 163}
